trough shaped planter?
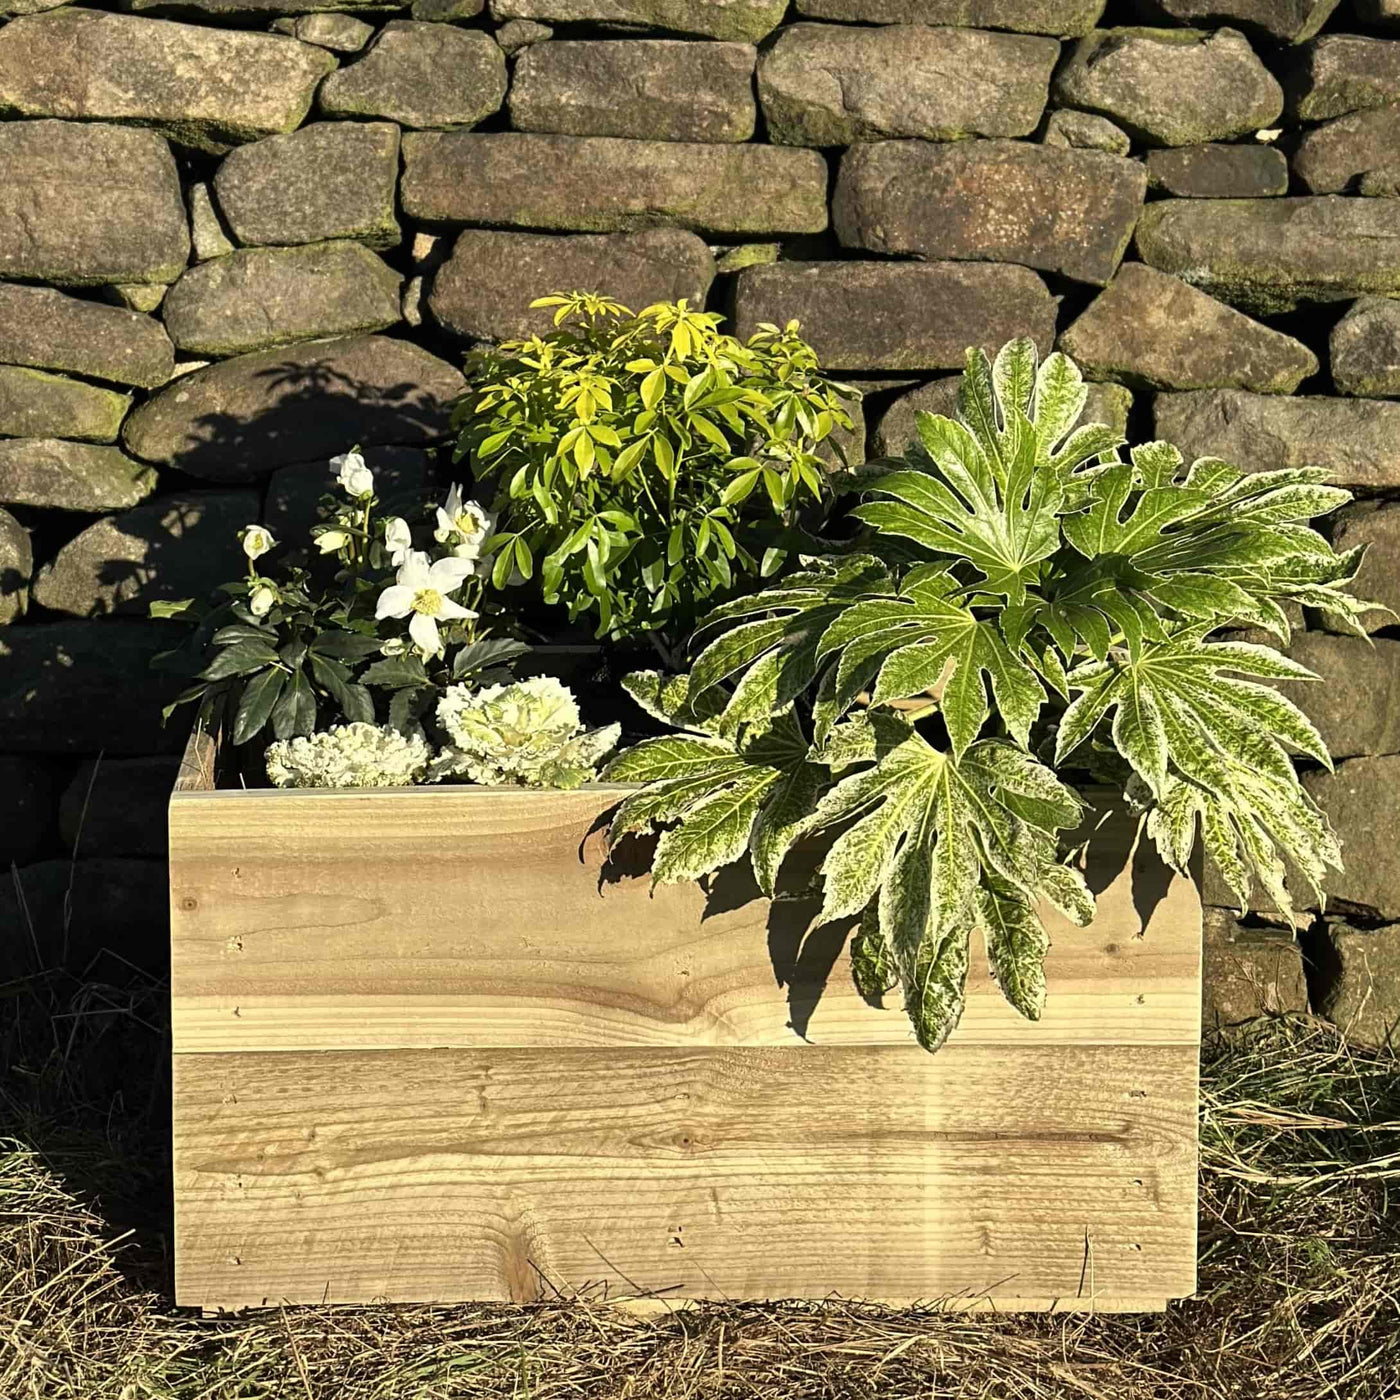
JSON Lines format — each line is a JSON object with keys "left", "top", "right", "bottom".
{"left": 170, "top": 724, "right": 1201, "bottom": 1312}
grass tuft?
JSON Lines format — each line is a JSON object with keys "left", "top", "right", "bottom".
{"left": 2, "top": 972, "right": 1398, "bottom": 1399}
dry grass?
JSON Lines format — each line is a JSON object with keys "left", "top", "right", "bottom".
{"left": 2, "top": 968, "right": 1398, "bottom": 1400}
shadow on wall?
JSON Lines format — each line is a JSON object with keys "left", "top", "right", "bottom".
{"left": 121, "top": 339, "right": 463, "bottom": 484}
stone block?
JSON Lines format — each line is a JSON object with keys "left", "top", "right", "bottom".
{"left": 1058, "top": 264, "right": 1316, "bottom": 393}
{"left": 0, "top": 8, "right": 336, "bottom": 153}
{"left": 106, "top": 285, "right": 170, "bottom": 315}
{"left": 401, "top": 132, "right": 829, "bottom": 236}
{"left": 60, "top": 755, "right": 182, "bottom": 856}
{"left": 1043, "top": 109, "right": 1131, "bottom": 154}
{"left": 1284, "top": 35, "right": 1400, "bottom": 122}
{"left": 0, "top": 857, "right": 169, "bottom": 979}
{"left": 1201, "top": 908, "right": 1309, "bottom": 1030}
{"left": 1055, "top": 27, "right": 1282, "bottom": 147}
{"left": 264, "top": 446, "right": 439, "bottom": 546}
{"left": 1320, "top": 922, "right": 1400, "bottom": 1048}
{"left": 489, "top": 0, "right": 786, "bottom": 42}
{"left": 0, "top": 621, "right": 188, "bottom": 754}
{"left": 1135, "top": 196, "right": 1400, "bottom": 314}
{"left": 1332, "top": 297, "right": 1400, "bottom": 399}
{"left": 188, "top": 182, "right": 235, "bottom": 263}
{"left": 731, "top": 261, "right": 1057, "bottom": 373}
{"left": 162, "top": 243, "right": 403, "bottom": 357}
{"left": 512, "top": 39, "right": 755, "bottom": 143}
{"left": 0, "top": 284, "right": 175, "bottom": 389}
{"left": 31, "top": 490, "right": 256, "bottom": 617}
{"left": 758, "top": 23, "right": 1057, "bottom": 146}
{"left": 0, "top": 440, "right": 157, "bottom": 511}
{"left": 1153, "top": 390, "right": 1400, "bottom": 492}
{"left": 0, "top": 756, "right": 54, "bottom": 865}
{"left": 833, "top": 139, "right": 1146, "bottom": 286}
{"left": 1269, "top": 634, "right": 1400, "bottom": 761}
{"left": 287, "top": 12, "right": 373, "bottom": 49}
{"left": 0, "top": 367, "right": 132, "bottom": 442}
{"left": 1132, "top": 1, "right": 1337, "bottom": 44}
{"left": 496, "top": 18, "right": 551, "bottom": 51}
{"left": 1145, "top": 143, "right": 1288, "bottom": 198}
{"left": 318, "top": 21, "right": 505, "bottom": 129}
{"left": 0, "top": 506, "right": 31, "bottom": 624}
{"left": 414, "top": 0, "right": 485, "bottom": 15}
{"left": 792, "top": 0, "right": 1105, "bottom": 34}
{"left": 1292, "top": 104, "right": 1400, "bottom": 195}
{"left": 213, "top": 121, "right": 401, "bottom": 251}
{"left": 428, "top": 229, "right": 715, "bottom": 342}
{"left": 1325, "top": 501, "right": 1400, "bottom": 635}
{"left": 0, "top": 120, "right": 188, "bottom": 286}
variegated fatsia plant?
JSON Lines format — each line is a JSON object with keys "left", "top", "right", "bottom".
{"left": 604, "top": 338, "right": 1383, "bottom": 1053}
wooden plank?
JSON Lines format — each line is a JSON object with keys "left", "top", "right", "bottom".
{"left": 173, "top": 722, "right": 217, "bottom": 794}
{"left": 170, "top": 786, "right": 1200, "bottom": 1053}
{"left": 172, "top": 1042, "right": 1198, "bottom": 1310}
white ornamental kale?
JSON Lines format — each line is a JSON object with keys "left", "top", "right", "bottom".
{"left": 431, "top": 676, "right": 619, "bottom": 789}
{"left": 265, "top": 722, "right": 432, "bottom": 789}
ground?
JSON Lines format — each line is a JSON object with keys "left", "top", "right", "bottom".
{"left": 2, "top": 965, "right": 1397, "bottom": 1399}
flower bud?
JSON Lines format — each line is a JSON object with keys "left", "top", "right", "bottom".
{"left": 240, "top": 525, "right": 275, "bottom": 561}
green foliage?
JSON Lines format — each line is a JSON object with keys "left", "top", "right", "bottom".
{"left": 452, "top": 292, "right": 859, "bottom": 646}
{"left": 606, "top": 338, "right": 1382, "bottom": 1052}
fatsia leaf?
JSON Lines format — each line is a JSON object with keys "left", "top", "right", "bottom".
{"left": 852, "top": 407, "right": 1061, "bottom": 604}
{"left": 1039, "top": 861, "right": 1095, "bottom": 927}
{"left": 686, "top": 554, "right": 893, "bottom": 729}
{"left": 604, "top": 710, "right": 826, "bottom": 893}
{"left": 979, "top": 881, "right": 1049, "bottom": 1021}
{"left": 811, "top": 580, "right": 1044, "bottom": 757}
{"left": 804, "top": 733, "right": 1077, "bottom": 983}
{"left": 620, "top": 669, "right": 725, "bottom": 734}
{"left": 1060, "top": 633, "right": 1341, "bottom": 923}
{"left": 850, "top": 902, "right": 896, "bottom": 1006}
{"left": 1030, "top": 350, "right": 1089, "bottom": 458}
{"left": 904, "top": 925, "right": 970, "bottom": 1054}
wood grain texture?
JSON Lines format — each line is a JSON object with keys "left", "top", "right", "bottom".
{"left": 169, "top": 783, "right": 1201, "bottom": 1053}
{"left": 173, "top": 1043, "right": 1198, "bottom": 1310}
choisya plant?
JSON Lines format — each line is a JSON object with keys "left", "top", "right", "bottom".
{"left": 451, "top": 292, "right": 859, "bottom": 650}
{"left": 604, "top": 339, "right": 1381, "bottom": 1052}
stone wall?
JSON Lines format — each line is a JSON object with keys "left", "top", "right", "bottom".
{"left": 1, "top": 0, "right": 1398, "bottom": 1044}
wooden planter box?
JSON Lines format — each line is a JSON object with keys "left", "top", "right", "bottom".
{"left": 170, "top": 725, "right": 1201, "bottom": 1313}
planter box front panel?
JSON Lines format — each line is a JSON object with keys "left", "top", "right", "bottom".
{"left": 170, "top": 734, "right": 1201, "bottom": 1310}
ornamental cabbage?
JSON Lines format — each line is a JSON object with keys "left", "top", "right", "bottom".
{"left": 432, "top": 676, "right": 620, "bottom": 789}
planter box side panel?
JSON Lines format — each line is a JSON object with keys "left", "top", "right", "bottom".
{"left": 173, "top": 1042, "right": 1198, "bottom": 1310}
{"left": 169, "top": 784, "right": 1201, "bottom": 1053}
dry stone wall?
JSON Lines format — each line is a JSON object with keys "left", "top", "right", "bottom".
{"left": 1, "top": 0, "right": 1398, "bottom": 1044}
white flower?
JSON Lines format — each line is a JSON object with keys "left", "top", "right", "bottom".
{"left": 316, "top": 529, "right": 350, "bottom": 554}
{"left": 249, "top": 584, "right": 276, "bottom": 617}
{"left": 380, "top": 637, "right": 407, "bottom": 657}
{"left": 240, "top": 524, "right": 275, "bottom": 561}
{"left": 374, "top": 550, "right": 477, "bottom": 656}
{"left": 266, "top": 723, "right": 432, "bottom": 789}
{"left": 434, "top": 484, "right": 494, "bottom": 557}
{"left": 383, "top": 516, "right": 413, "bottom": 567}
{"left": 332, "top": 450, "right": 375, "bottom": 499}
